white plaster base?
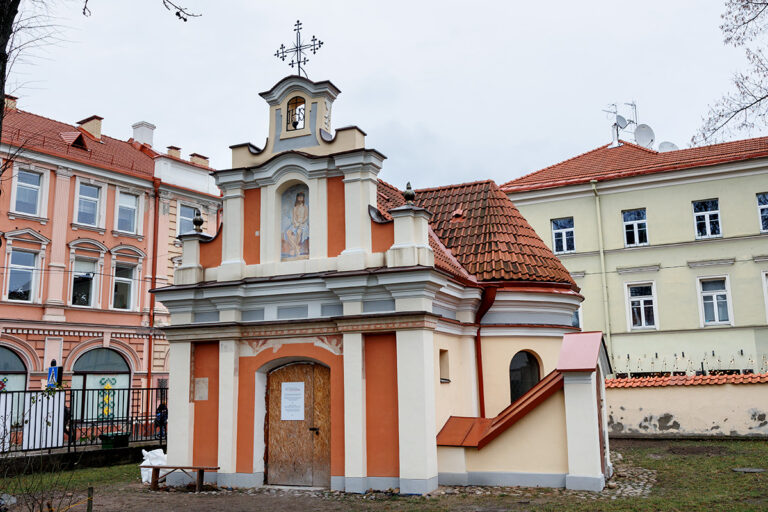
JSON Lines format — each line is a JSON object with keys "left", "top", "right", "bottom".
{"left": 565, "top": 474, "right": 605, "bottom": 492}
{"left": 399, "top": 476, "right": 438, "bottom": 495}
{"left": 438, "top": 471, "right": 568, "bottom": 488}
{"left": 165, "top": 472, "right": 264, "bottom": 488}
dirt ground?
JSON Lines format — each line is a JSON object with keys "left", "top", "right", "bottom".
{"left": 14, "top": 439, "right": 766, "bottom": 512}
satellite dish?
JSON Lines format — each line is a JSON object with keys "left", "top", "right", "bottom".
{"left": 616, "top": 115, "right": 629, "bottom": 129}
{"left": 634, "top": 124, "right": 655, "bottom": 148}
{"left": 658, "top": 141, "right": 679, "bottom": 152}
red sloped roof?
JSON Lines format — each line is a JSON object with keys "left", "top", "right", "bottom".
{"left": 502, "top": 136, "right": 768, "bottom": 193}
{"left": 2, "top": 108, "right": 155, "bottom": 178}
{"left": 376, "top": 179, "right": 574, "bottom": 285}
{"left": 605, "top": 372, "right": 768, "bottom": 388}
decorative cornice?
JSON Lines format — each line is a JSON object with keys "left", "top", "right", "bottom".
{"left": 687, "top": 258, "right": 735, "bottom": 268}
{"left": 616, "top": 264, "right": 661, "bottom": 274}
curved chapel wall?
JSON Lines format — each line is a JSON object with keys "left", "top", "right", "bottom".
{"left": 481, "top": 334, "right": 563, "bottom": 418}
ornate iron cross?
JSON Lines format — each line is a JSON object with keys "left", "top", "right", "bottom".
{"left": 274, "top": 20, "right": 323, "bottom": 78}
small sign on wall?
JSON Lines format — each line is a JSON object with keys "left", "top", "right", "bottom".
{"left": 194, "top": 378, "right": 209, "bottom": 401}
{"left": 281, "top": 381, "right": 304, "bottom": 420}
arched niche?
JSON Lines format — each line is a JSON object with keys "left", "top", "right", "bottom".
{"left": 509, "top": 350, "right": 541, "bottom": 403}
{"left": 279, "top": 180, "right": 310, "bottom": 261}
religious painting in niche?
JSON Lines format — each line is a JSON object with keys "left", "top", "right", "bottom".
{"left": 281, "top": 184, "right": 310, "bottom": 260}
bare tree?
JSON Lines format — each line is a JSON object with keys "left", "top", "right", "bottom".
{"left": 694, "top": 1, "right": 768, "bottom": 144}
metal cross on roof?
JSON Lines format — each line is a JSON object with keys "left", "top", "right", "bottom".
{"left": 274, "top": 20, "right": 323, "bottom": 78}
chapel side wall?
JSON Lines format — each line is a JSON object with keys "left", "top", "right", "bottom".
{"left": 192, "top": 342, "right": 220, "bottom": 467}
{"left": 463, "top": 389, "right": 569, "bottom": 474}
{"left": 481, "top": 335, "right": 563, "bottom": 418}
{"left": 434, "top": 332, "right": 478, "bottom": 430}
{"left": 606, "top": 383, "right": 768, "bottom": 437}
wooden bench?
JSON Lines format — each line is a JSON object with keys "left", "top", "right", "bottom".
{"left": 140, "top": 465, "right": 220, "bottom": 492}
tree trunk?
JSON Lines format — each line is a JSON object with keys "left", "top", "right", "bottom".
{"left": 0, "top": 0, "right": 22, "bottom": 172}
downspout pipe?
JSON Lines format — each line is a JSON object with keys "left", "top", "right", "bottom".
{"left": 590, "top": 180, "right": 613, "bottom": 362}
{"left": 474, "top": 285, "right": 497, "bottom": 418}
{"left": 148, "top": 178, "right": 161, "bottom": 388}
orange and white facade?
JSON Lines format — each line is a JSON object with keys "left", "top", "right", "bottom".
{"left": 154, "top": 76, "right": 612, "bottom": 493}
{"left": 0, "top": 95, "right": 221, "bottom": 392}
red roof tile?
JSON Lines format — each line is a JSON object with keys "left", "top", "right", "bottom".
{"left": 2, "top": 108, "right": 155, "bottom": 178}
{"left": 377, "top": 179, "right": 574, "bottom": 285}
{"left": 605, "top": 372, "right": 768, "bottom": 388}
{"left": 503, "top": 137, "right": 768, "bottom": 192}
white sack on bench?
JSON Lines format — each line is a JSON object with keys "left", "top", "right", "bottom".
{"left": 140, "top": 449, "right": 169, "bottom": 484}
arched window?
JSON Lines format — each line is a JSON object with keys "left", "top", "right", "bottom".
{"left": 509, "top": 351, "right": 540, "bottom": 403}
{"left": 286, "top": 96, "right": 306, "bottom": 131}
{"left": 71, "top": 348, "right": 131, "bottom": 420}
{"left": 0, "top": 346, "right": 27, "bottom": 392}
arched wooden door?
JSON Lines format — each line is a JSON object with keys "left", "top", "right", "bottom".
{"left": 266, "top": 362, "right": 330, "bottom": 487}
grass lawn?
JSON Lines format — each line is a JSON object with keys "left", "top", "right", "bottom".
{"left": 0, "top": 439, "right": 766, "bottom": 511}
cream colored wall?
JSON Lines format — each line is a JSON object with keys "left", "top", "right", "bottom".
{"left": 434, "top": 333, "right": 478, "bottom": 430}
{"left": 166, "top": 200, "right": 211, "bottom": 286}
{"left": 464, "top": 390, "right": 568, "bottom": 473}
{"left": 510, "top": 170, "right": 768, "bottom": 374}
{"left": 480, "top": 335, "right": 563, "bottom": 417}
{"left": 606, "top": 384, "right": 768, "bottom": 436}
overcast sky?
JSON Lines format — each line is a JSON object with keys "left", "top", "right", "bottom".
{"left": 11, "top": 0, "right": 745, "bottom": 188}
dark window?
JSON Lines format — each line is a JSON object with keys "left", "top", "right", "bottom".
{"left": 693, "top": 199, "right": 720, "bottom": 238}
{"left": 623, "top": 208, "right": 648, "bottom": 246}
{"left": 73, "top": 348, "right": 129, "bottom": 373}
{"left": 286, "top": 96, "right": 306, "bottom": 131}
{"left": 509, "top": 351, "right": 540, "bottom": 403}
{"left": 758, "top": 193, "right": 768, "bottom": 231}
{"left": 551, "top": 217, "right": 575, "bottom": 253}
{"left": 0, "top": 346, "right": 26, "bottom": 372}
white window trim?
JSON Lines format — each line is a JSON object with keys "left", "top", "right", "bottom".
{"left": 113, "top": 188, "right": 145, "bottom": 236}
{"left": 696, "top": 275, "right": 734, "bottom": 327}
{"left": 762, "top": 271, "right": 768, "bottom": 324}
{"left": 624, "top": 281, "right": 659, "bottom": 331}
{"left": 8, "top": 165, "right": 50, "bottom": 222}
{"left": 67, "top": 244, "right": 105, "bottom": 309}
{"left": 551, "top": 218, "right": 575, "bottom": 254}
{"left": 758, "top": 192, "right": 768, "bottom": 233}
{"left": 622, "top": 209, "right": 649, "bottom": 248}
{"left": 4, "top": 247, "right": 39, "bottom": 304}
{"left": 176, "top": 200, "right": 201, "bottom": 236}
{"left": 73, "top": 176, "right": 107, "bottom": 230}
{"left": 692, "top": 199, "right": 723, "bottom": 240}
{"left": 69, "top": 257, "right": 99, "bottom": 309}
{"left": 110, "top": 262, "right": 137, "bottom": 311}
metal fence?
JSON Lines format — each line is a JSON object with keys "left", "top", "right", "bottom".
{"left": 0, "top": 387, "right": 167, "bottom": 454}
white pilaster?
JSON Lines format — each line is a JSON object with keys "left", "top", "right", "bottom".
{"left": 395, "top": 328, "right": 438, "bottom": 494}
{"left": 220, "top": 187, "right": 245, "bottom": 281}
{"left": 342, "top": 332, "right": 367, "bottom": 493}
{"left": 218, "top": 340, "right": 239, "bottom": 473}
{"left": 167, "top": 342, "right": 194, "bottom": 466}
{"left": 562, "top": 371, "right": 605, "bottom": 491}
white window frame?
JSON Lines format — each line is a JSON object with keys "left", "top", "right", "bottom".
{"left": 70, "top": 257, "right": 98, "bottom": 308}
{"left": 624, "top": 281, "right": 659, "bottom": 331}
{"left": 758, "top": 192, "right": 768, "bottom": 233}
{"left": 73, "top": 177, "right": 107, "bottom": 230}
{"left": 6, "top": 248, "right": 38, "bottom": 304}
{"left": 551, "top": 217, "right": 575, "bottom": 254}
{"left": 692, "top": 199, "right": 722, "bottom": 240}
{"left": 176, "top": 201, "right": 201, "bottom": 236}
{"left": 113, "top": 188, "right": 144, "bottom": 236}
{"left": 622, "top": 208, "right": 648, "bottom": 247}
{"left": 110, "top": 263, "right": 136, "bottom": 311}
{"left": 8, "top": 165, "right": 50, "bottom": 221}
{"left": 696, "top": 275, "right": 734, "bottom": 327}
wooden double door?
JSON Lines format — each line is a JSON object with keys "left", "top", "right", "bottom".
{"left": 266, "top": 362, "right": 331, "bottom": 487}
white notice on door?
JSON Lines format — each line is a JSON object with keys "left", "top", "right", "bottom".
{"left": 281, "top": 381, "right": 305, "bottom": 421}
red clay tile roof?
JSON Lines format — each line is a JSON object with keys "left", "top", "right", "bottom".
{"left": 437, "top": 370, "right": 564, "bottom": 449}
{"left": 377, "top": 179, "right": 574, "bottom": 284}
{"left": 605, "top": 373, "right": 768, "bottom": 388}
{"left": 2, "top": 108, "right": 155, "bottom": 178}
{"left": 503, "top": 137, "right": 768, "bottom": 193}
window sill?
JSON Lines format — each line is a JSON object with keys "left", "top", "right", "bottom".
{"left": 695, "top": 235, "right": 723, "bottom": 241}
{"left": 554, "top": 250, "right": 576, "bottom": 256}
{"left": 111, "top": 230, "right": 144, "bottom": 241}
{"left": 8, "top": 211, "right": 49, "bottom": 224}
{"left": 630, "top": 326, "right": 658, "bottom": 331}
{"left": 3, "top": 299, "right": 37, "bottom": 305}
{"left": 624, "top": 243, "right": 650, "bottom": 249}
{"left": 71, "top": 223, "right": 105, "bottom": 235}
{"left": 440, "top": 378, "right": 451, "bottom": 384}
{"left": 703, "top": 322, "right": 733, "bottom": 327}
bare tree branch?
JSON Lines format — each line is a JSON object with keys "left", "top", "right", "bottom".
{"left": 82, "top": 0, "right": 201, "bottom": 21}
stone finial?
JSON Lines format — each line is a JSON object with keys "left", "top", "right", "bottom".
{"left": 404, "top": 182, "right": 415, "bottom": 205}
{"left": 192, "top": 209, "right": 204, "bottom": 232}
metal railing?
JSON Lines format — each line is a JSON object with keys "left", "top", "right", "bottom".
{"left": 0, "top": 387, "right": 167, "bottom": 454}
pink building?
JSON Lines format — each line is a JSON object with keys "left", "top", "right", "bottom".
{"left": 0, "top": 95, "right": 220, "bottom": 393}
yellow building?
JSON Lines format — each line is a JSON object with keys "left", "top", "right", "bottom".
{"left": 503, "top": 138, "right": 768, "bottom": 377}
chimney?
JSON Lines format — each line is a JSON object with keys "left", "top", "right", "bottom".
{"left": 167, "top": 146, "right": 181, "bottom": 158}
{"left": 189, "top": 153, "right": 209, "bottom": 168}
{"left": 77, "top": 115, "right": 103, "bottom": 140}
{"left": 131, "top": 121, "right": 156, "bottom": 146}
{"left": 4, "top": 94, "right": 17, "bottom": 110}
